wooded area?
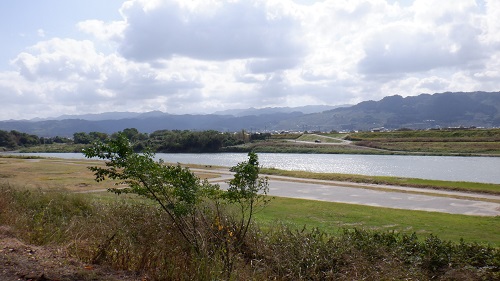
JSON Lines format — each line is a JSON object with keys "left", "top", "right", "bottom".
{"left": 0, "top": 128, "right": 271, "bottom": 153}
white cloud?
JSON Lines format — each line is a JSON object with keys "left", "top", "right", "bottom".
{"left": 483, "top": 0, "right": 500, "bottom": 44}
{"left": 0, "top": 0, "right": 499, "bottom": 121}
{"left": 358, "top": 0, "right": 488, "bottom": 76}
{"left": 2, "top": 38, "right": 207, "bottom": 119}
{"left": 411, "top": 0, "right": 478, "bottom": 25}
{"left": 13, "top": 38, "right": 103, "bottom": 81}
{"left": 358, "top": 22, "right": 485, "bottom": 75}
{"left": 117, "top": 0, "right": 304, "bottom": 62}
{"left": 77, "top": 19, "right": 125, "bottom": 41}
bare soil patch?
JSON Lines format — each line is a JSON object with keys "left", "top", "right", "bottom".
{"left": 0, "top": 226, "right": 142, "bottom": 281}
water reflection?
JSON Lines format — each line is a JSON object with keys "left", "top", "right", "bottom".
{"left": 154, "top": 153, "right": 500, "bottom": 184}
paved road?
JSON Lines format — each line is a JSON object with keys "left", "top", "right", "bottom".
{"left": 202, "top": 169, "right": 500, "bottom": 217}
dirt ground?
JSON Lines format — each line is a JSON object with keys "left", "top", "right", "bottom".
{"left": 0, "top": 226, "right": 143, "bottom": 281}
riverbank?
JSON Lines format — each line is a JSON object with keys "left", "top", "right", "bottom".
{"left": 220, "top": 129, "right": 500, "bottom": 156}
{"left": 261, "top": 168, "right": 500, "bottom": 195}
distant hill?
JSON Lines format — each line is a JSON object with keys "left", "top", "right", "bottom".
{"left": 276, "top": 91, "right": 500, "bottom": 131}
{"left": 0, "top": 112, "right": 304, "bottom": 137}
{"left": 213, "top": 105, "right": 348, "bottom": 117}
{"left": 1, "top": 92, "right": 498, "bottom": 137}
{"left": 30, "top": 110, "right": 169, "bottom": 121}
{"left": 36, "top": 105, "right": 343, "bottom": 121}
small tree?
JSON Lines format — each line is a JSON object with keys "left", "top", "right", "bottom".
{"left": 83, "top": 133, "right": 218, "bottom": 252}
{"left": 207, "top": 152, "right": 270, "bottom": 276}
{"left": 83, "top": 135, "right": 271, "bottom": 276}
{"left": 224, "top": 152, "right": 270, "bottom": 245}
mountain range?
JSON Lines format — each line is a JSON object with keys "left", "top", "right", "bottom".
{"left": 1, "top": 91, "right": 499, "bottom": 137}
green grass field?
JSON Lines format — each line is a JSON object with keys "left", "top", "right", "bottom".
{"left": 254, "top": 197, "right": 500, "bottom": 246}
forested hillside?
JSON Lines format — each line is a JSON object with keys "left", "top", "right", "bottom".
{"left": 279, "top": 91, "right": 500, "bottom": 131}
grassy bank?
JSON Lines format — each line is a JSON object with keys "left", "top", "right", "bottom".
{"left": 223, "top": 140, "right": 390, "bottom": 154}
{"left": 18, "top": 143, "right": 88, "bottom": 153}
{"left": 255, "top": 197, "right": 500, "bottom": 246}
{"left": 261, "top": 168, "right": 500, "bottom": 195}
{"left": 348, "top": 128, "right": 500, "bottom": 155}
{"left": 295, "top": 134, "right": 344, "bottom": 143}
{"left": 0, "top": 156, "right": 115, "bottom": 192}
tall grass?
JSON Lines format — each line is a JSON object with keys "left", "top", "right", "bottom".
{"left": 0, "top": 184, "right": 92, "bottom": 244}
{"left": 1, "top": 183, "right": 498, "bottom": 280}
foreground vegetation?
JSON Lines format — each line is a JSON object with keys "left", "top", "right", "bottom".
{"left": 1, "top": 184, "right": 498, "bottom": 280}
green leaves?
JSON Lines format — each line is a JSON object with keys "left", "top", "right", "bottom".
{"left": 83, "top": 133, "right": 212, "bottom": 218}
{"left": 225, "top": 152, "right": 269, "bottom": 205}
{"left": 224, "top": 152, "right": 270, "bottom": 243}
{"left": 83, "top": 136, "right": 271, "bottom": 261}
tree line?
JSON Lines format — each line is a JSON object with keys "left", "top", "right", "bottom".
{"left": 1, "top": 128, "right": 271, "bottom": 153}
{"left": 0, "top": 130, "right": 71, "bottom": 150}
{"left": 74, "top": 128, "right": 274, "bottom": 152}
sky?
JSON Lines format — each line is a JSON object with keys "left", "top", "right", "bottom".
{"left": 0, "top": 0, "right": 499, "bottom": 120}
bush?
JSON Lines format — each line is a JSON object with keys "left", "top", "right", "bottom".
{"left": 83, "top": 134, "right": 271, "bottom": 278}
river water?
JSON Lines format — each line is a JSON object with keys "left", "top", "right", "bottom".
{"left": 9, "top": 152, "right": 500, "bottom": 184}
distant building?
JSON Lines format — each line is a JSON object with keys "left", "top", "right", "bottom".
{"left": 371, "top": 127, "right": 385, "bottom": 132}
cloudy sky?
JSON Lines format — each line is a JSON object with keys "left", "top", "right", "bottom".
{"left": 0, "top": 0, "right": 499, "bottom": 120}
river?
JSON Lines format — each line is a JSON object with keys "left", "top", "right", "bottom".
{"left": 8, "top": 152, "right": 500, "bottom": 184}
